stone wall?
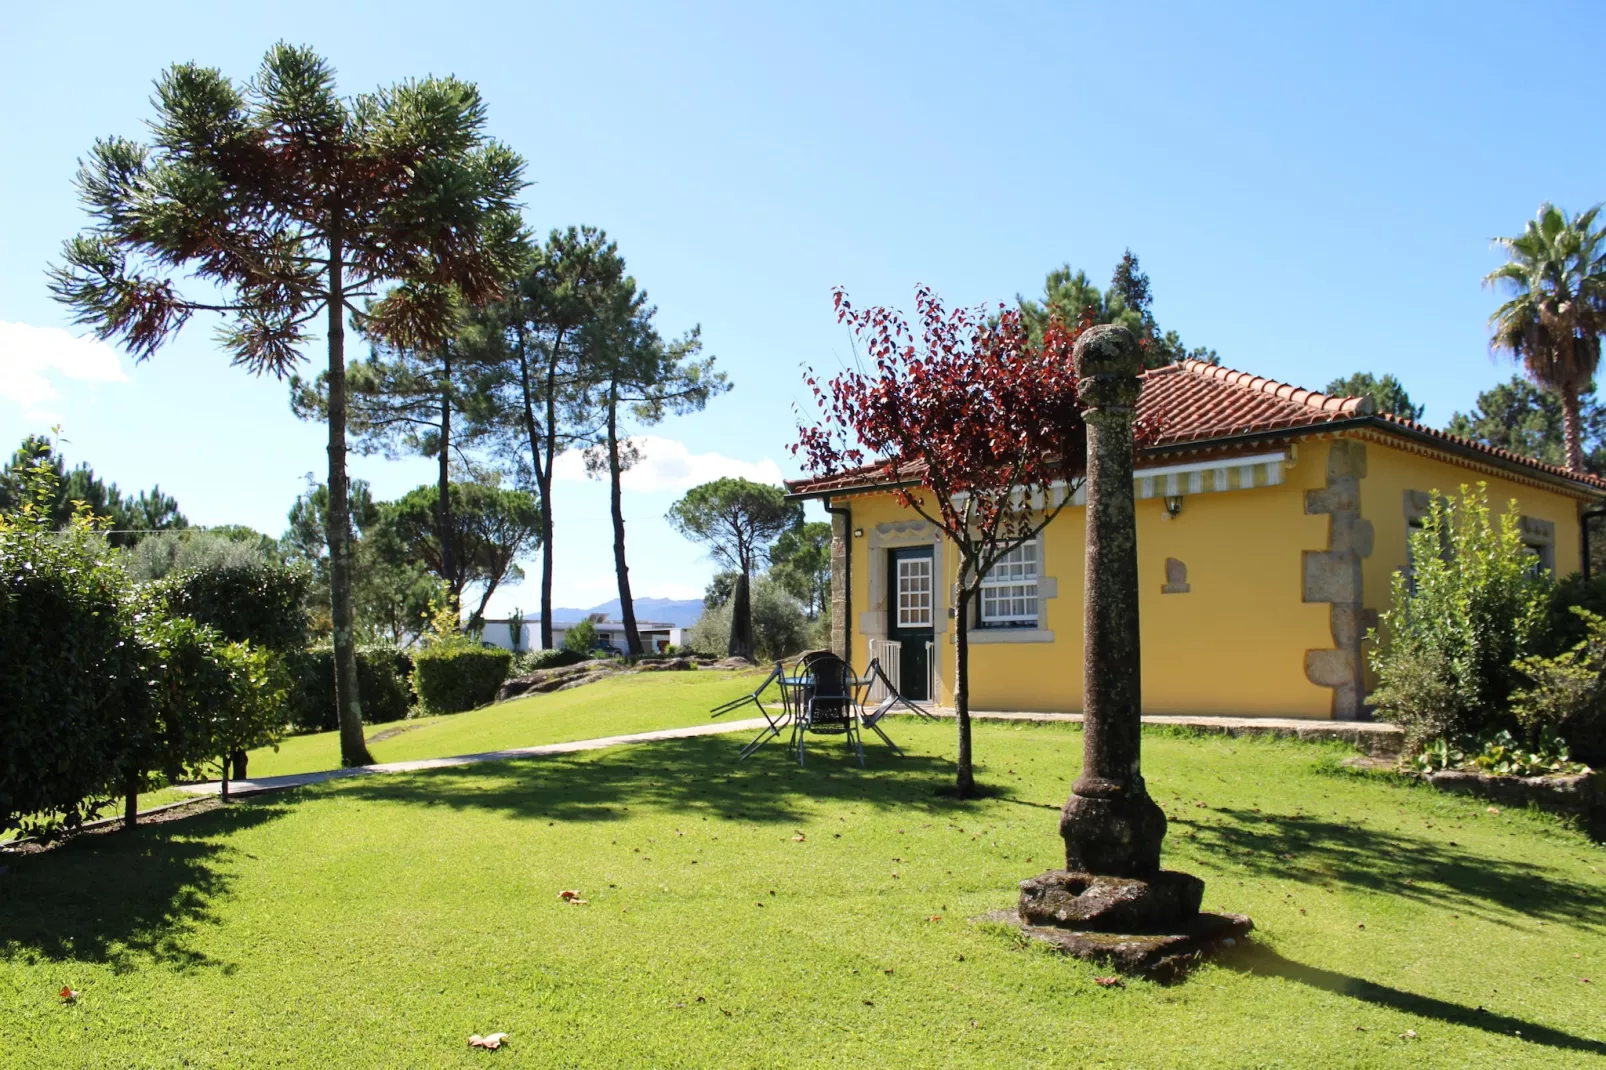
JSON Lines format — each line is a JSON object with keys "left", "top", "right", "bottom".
{"left": 1303, "top": 439, "right": 1377, "bottom": 720}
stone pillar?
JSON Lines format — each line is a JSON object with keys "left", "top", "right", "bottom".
{"left": 1000, "top": 326, "right": 1251, "bottom": 976}
{"left": 1059, "top": 324, "right": 1167, "bottom": 878}
{"left": 828, "top": 504, "right": 851, "bottom": 660}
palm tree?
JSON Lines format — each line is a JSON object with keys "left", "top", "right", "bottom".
{"left": 1484, "top": 203, "right": 1606, "bottom": 472}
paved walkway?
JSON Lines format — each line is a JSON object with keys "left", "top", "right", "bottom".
{"left": 175, "top": 717, "right": 771, "bottom": 798}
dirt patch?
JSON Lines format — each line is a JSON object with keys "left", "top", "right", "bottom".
{"left": 366, "top": 721, "right": 431, "bottom": 745}
{"left": 1, "top": 796, "right": 227, "bottom": 855}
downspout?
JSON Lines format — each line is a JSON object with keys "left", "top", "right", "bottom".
{"left": 823, "top": 496, "right": 852, "bottom": 661}
{"left": 1583, "top": 504, "right": 1606, "bottom": 579}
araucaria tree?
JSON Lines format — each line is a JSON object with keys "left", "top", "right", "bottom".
{"left": 667, "top": 478, "right": 801, "bottom": 660}
{"left": 1484, "top": 203, "right": 1606, "bottom": 473}
{"left": 49, "top": 44, "right": 526, "bottom": 766}
{"left": 796, "top": 287, "right": 1091, "bottom": 795}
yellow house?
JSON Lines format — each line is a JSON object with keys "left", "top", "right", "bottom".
{"left": 785, "top": 359, "right": 1606, "bottom": 721}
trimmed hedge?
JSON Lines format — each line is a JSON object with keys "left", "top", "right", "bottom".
{"left": 0, "top": 524, "right": 145, "bottom": 833}
{"left": 511, "top": 647, "right": 586, "bottom": 675}
{"left": 158, "top": 561, "right": 310, "bottom": 651}
{"left": 412, "top": 646, "right": 513, "bottom": 715}
{"left": 285, "top": 645, "right": 414, "bottom": 733}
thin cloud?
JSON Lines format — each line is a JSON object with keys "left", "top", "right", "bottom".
{"left": 553, "top": 434, "right": 785, "bottom": 493}
{"left": 0, "top": 322, "right": 129, "bottom": 408}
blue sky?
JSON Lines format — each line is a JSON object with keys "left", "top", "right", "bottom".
{"left": 3, "top": 1, "right": 1603, "bottom": 616}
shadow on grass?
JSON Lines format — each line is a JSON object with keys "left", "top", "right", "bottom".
{"left": 1174, "top": 807, "right": 1606, "bottom": 929}
{"left": 333, "top": 733, "right": 1016, "bottom": 827}
{"left": 0, "top": 800, "right": 289, "bottom": 972}
{"left": 1223, "top": 942, "right": 1606, "bottom": 1055}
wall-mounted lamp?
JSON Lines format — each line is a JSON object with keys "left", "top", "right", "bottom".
{"left": 1163, "top": 495, "right": 1184, "bottom": 520}
{"left": 853, "top": 527, "right": 864, "bottom": 538}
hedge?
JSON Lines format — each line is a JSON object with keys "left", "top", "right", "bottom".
{"left": 412, "top": 646, "right": 513, "bottom": 715}
{"left": 285, "top": 645, "right": 414, "bottom": 733}
{"left": 158, "top": 560, "right": 310, "bottom": 651}
{"left": 0, "top": 524, "right": 145, "bottom": 834}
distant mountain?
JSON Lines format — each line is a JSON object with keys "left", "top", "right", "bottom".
{"left": 540, "top": 597, "right": 706, "bottom": 628}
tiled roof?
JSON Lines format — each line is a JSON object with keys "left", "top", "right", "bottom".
{"left": 786, "top": 358, "right": 1606, "bottom": 497}
{"left": 1135, "top": 359, "right": 1370, "bottom": 443}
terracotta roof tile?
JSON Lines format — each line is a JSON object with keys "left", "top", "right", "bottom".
{"left": 786, "top": 358, "right": 1606, "bottom": 496}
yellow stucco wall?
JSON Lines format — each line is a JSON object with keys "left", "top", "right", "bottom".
{"left": 844, "top": 440, "right": 1336, "bottom": 718}
{"left": 839, "top": 433, "right": 1596, "bottom": 719}
{"left": 1357, "top": 438, "right": 1584, "bottom": 620}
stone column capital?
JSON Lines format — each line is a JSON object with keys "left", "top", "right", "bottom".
{"left": 1073, "top": 324, "right": 1143, "bottom": 415}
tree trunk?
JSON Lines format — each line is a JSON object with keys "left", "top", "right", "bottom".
{"left": 220, "top": 756, "right": 230, "bottom": 804}
{"left": 954, "top": 584, "right": 974, "bottom": 796}
{"left": 728, "top": 569, "right": 754, "bottom": 659}
{"left": 231, "top": 750, "right": 247, "bottom": 780}
{"left": 1562, "top": 385, "right": 1586, "bottom": 473}
{"left": 606, "top": 383, "right": 643, "bottom": 655}
{"left": 123, "top": 773, "right": 139, "bottom": 829}
{"left": 438, "top": 342, "right": 456, "bottom": 613}
{"left": 515, "top": 324, "right": 557, "bottom": 651}
{"left": 325, "top": 237, "right": 373, "bottom": 767}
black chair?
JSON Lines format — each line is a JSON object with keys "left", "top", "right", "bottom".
{"left": 794, "top": 650, "right": 864, "bottom": 767}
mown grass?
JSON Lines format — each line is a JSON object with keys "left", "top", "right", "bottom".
{"left": 223, "top": 668, "right": 770, "bottom": 782}
{"left": 4, "top": 712, "right": 1603, "bottom": 1069}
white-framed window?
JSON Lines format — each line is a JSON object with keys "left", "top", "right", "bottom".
{"left": 896, "top": 556, "right": 933, "bottom": 627}
{"left": 980, "top": 541, "right": 1038, "bottom": 626}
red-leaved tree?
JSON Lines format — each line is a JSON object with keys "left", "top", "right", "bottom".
{"left": 796, "top": 286, "right": 1094, "bottom": 796}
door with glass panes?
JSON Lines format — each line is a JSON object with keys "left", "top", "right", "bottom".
{"left": 887, "top": 546, "right": 934, "bottom": 700}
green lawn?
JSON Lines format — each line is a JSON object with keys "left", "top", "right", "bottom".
{"left": 3, "top": 717, "right": 1603, "bottom": 1068}
{"left": 230, "top": 667, "right": 773, "bottom": 782}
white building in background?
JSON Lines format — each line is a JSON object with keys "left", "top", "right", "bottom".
{"left": 478, "top": 613, "right": 683, "bottom": 655}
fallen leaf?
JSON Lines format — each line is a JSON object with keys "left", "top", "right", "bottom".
{"left": 468, "top": 1032, "right": 508, "bottom": 1049}
{"left": 557, "top": 890, "right": 587, "bottom": 905}
{"left": 1399, "top": 1029, "right": 1418, "bottom": 1040}
{"left": 59, "top": 986, "right": 78, "bottom": 1004}
{"left": 792, "top": 833, "right": 806, "bottom": 842}
{"left": 927, "top": 915, "right": 943, "bottom": 922}
{"left": 863, "top": 999, "right": 875, "bottom": 1006}
{"left": 1487, "top": 807, "right": 1501, "bottom": 815}
{"left": 1093, "top": 977, "right": 1125, "bottom": 988}
{"left": 1356, "top": 923, "right": 1366, "bottom": 930}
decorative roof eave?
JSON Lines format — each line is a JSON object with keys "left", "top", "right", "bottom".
{"left": 786, "top": 417, "right": 1606, "bottom": 504}
{"left": 1350, "top": 421, "right": 1606, "bottom": 501}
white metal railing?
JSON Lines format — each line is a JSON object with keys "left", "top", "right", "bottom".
{"left": 926, "top": 641, "right": 936, "bottom": 702}
{"left": 867, "top": 638, "right": 902, "bottom": 700}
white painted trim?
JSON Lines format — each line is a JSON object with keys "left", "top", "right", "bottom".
{"left": 966, "top": 628, "right": 1055, "bottom": 644}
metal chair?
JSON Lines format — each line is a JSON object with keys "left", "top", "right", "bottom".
{"left": 710, "top": 661, "right": 790, "bottom": 760}
{"left": 794, "top": 650, "right": 864, "bottom": 767}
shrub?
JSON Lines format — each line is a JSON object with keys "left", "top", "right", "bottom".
{"left": 563, "top": 618, "right": 600, "bottom": 655}
{"left": 157, "top": 560, "right": 310, "bottom": 652}
{"left": 1511, "top": 607, "right": 1606, "bottom": 765}
{"left": 686, "top": 575, "right": 810, "bottom": 661}
{"left": 125, "top": 528, "right": 279, "bottom": 582}
{"left": 1535, "top": 572, "right": 1606, "bottom": 657}
{"left": 412, "top": 646, "right": 513, "bottom": 714}
{"left": 512, "top": 647, "right": 585, "bottom": 675}
{"left": 1369, "top": 484, "right": 1548, "bottom": 750}
{"left": 284, "top": 645, "right": 414, "bottom": 732}
{"left": 0, "top": 457, "right": 147, "bottom": 835}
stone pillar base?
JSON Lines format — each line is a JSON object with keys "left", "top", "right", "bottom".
{"left": 1059, "top": 790, "right": 1168, "bottom": 877}
{"left": 976, "top": 867, "right": 1251, "bottom": 981}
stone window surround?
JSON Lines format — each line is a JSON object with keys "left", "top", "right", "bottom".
{"left": 859, "top": 521, "right": 1058, "bottom": 650}
{"left": 967, "top": 532, "right": 1057, "bottom": 644}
